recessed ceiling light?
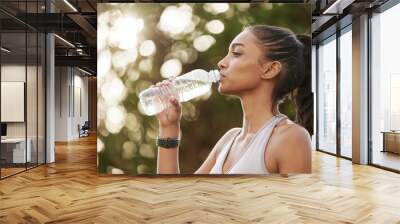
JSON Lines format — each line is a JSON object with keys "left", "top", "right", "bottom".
{"left": 63, "top": 0, "right": 78, "bottom": 12}
{"left": 78, "top": 67, "right": 92, "bottom": 76}
{"left": 322, "top": 0, "right": 354, "bottom": 15}
{"left": 1, "top": 47, "right": 11, "bottom": 53}
{"left": 54, "top": 34, "right": 75, "bottom": 48}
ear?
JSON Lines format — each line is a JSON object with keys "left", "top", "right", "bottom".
{"left": 260, "top": 61, "right": 282, "bottom": 80}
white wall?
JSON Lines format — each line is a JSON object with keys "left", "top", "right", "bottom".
{"left": 55, "top": 67, "right": 89, "bottom": 141}
{"left": 55, "top": 67, "right": 69, "bottom": 141}
{"left": 1, "top": 65, "right": 26, "bottom": 140}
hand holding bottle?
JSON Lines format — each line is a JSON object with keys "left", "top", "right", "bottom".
{"left": 153, "top": 80, "right": 182, "bottom": 129}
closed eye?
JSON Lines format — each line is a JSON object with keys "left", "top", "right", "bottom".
{"left": 232, "top": 52, "right": 242, "bottom": 57}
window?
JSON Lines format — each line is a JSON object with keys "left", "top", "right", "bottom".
{"left": 317, "top": 35, "right": 337, "bottom": 154}
{"left": 371, "top": 2, "right": 400, "bottom": 171}
{"left": 339, "top": 26, "right": 352, "bottom": 158}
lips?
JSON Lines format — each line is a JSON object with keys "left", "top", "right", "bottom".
{"left": 219, "top": 74, "right": 226, "bottom": 83}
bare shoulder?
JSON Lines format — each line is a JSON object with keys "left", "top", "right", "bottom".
{"left": 267, "top": 118, "right": 312, "bottom": 173}
{"left": 271, "top": 119, "right": 311, "bottom": 146}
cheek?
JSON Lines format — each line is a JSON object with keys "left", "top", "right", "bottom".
{"left": 231, "top": 58, "right": 262, "bottom": 77}
{"left": 232, "top": 61, "right": 262, "bottom": 85}
{"left": 218, "top": 73, "right": 259, "bottom": 95}
{"left": 219, "top": 58, "right": 263, "bottom": 94}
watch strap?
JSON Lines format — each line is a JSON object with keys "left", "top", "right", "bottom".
{"left": 156, "top": 137, "right": 180, "bottom": 148}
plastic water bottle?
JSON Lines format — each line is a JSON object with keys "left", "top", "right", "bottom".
{"left": 139, "top": 69, "right": 220, "bottom": 116}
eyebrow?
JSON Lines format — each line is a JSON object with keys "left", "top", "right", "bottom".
{"left": 230, "top": 43, "right": 244, "bottom": 50}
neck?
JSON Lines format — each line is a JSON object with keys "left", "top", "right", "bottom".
{"left": 239, "top": 85, "right": 279, "bottom": 136}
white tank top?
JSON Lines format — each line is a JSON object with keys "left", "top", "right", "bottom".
{"left": 209, "top": 114, "right": 287, "bottom": 174}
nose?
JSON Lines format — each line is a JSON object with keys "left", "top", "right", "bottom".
{"left": 217, "top": 55, "right": 227, "bottom": 71}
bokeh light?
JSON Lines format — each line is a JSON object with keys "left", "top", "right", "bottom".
{"left": 98, "top": 49, "right": 112, "bottom": 79}
{"left": 193, "top": 35, "right": 216, "bottom": 52}
{"left": 101, "top": 76, "right": 127, "bottom": 106}
{"left": 105, "top": 105, "right": 127, "bottom": 134}
{"left": 97, "top": 138, "right": 104, "bottom": 153}
{"left": 159, "top": 5, "right": 193, "bottom": 36}
{"left": 138, "top": 58, "right": 153, "bottom": 73}
{"left": 203, "top": 3, "right": 229, "bottom": 15}
{"left": 112, "top": 49, "right": 138, "bottom": 70}
{"left": 206, "top": 20, "right": 225, "bottom": 34}
{"left": 137, "top": 164, "right": 149, "bottom": 174}
{"left": 122, "top": 141, "right": 137, "bottom": 160}
{"left": 139, "top": 40, "right": 156, "bottom": 57}
{"left": 139, "top": 144, "right": 155, "bottom": 159}
{"left": 125, "top": 113, "right": 140, "bottom": 132}
{"left": 108, "top": 15, "right": 144, "bottom": 49}
{"left": 110, "top": 167, "right": 125, "bottom": 174}
{"left": 237, "top": 3, "right": 250, "bottom": 11}
{"left": 127, "top": 69, "right": 140, "bottom": 82}
{"left": 160, "top": 58, "right": 182, "bottom": 78}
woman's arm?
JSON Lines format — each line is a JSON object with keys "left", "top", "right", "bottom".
{"left": 155, "top": 80, "right": 182, "bottom": 174}
{"left": 195, "top": 128, "right": 240, "bottom": 174}
{"left": 157, "top": 125, "right": 181, "bottom": 174}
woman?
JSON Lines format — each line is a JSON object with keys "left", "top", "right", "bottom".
{"left": 155, "top": 25, "right": 313, "bottom": 174}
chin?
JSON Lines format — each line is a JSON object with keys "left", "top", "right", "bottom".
{"left": 218, "top": 84, "right": 236, "bottom": 96}
{"left": 217, "top": 84, "right": 228, "bottom": 95}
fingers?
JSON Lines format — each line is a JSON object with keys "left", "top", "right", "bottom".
{"left": 155, "top": 79, "right": 172, "bottom": 87}
{"left": 169, "top": 98, "right": 181, "bottom": 113}
{"left": 155, "top": 80, "right": 174, "bottom": 99}
{"left": 152, "top": 79, "right": 179, "bottom": 111}
{"left": 169, "top": 97, "right": 179, "bottom": 106}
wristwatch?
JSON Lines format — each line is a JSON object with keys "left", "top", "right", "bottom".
{"left": 156, "top": 137, "right": 180, "bottom": 148}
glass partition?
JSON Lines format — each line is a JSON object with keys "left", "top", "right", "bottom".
{"left": 317, "top": 35, "right": 337, "bottom": 154}
{"left": 1, "top": 30, "right": 28, "bottom": 177}
{"left": 0, "top": 1, "right": 46, "bottom": 179}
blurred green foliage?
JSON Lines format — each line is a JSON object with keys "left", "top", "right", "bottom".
{"left": 97, "top": 3, "right": 311, "bottom": 174}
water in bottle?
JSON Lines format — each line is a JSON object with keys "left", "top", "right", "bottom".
{"left": 139, "top": 69, "right": 220, "bottom": 116}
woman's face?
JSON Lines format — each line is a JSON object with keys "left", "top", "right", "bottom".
{"left": 217, "top": 30, "right": 267, "bottom": 95}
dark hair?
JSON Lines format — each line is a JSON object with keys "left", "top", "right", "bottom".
{"left": 246, "top": 25, "right": 313, "bottom": 135}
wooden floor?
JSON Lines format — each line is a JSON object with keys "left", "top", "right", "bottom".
{"left": 1, "top": 163, "right": 44, "bottom": 178}
{"left": 1, "top": 135, "right": 400, "bottom": 223}
{"left": 1, "top": 167, "right": 26, "bottom": 178}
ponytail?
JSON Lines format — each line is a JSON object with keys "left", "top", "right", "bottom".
{"left": 293, "top": 34, "right": 313, "bottom": 136}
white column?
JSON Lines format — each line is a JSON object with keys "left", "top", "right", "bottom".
{"left": 352, "top": 14, "right": 369, "bottom": 164}
{"left": 46, "top": 1, "right": 55, "bottom": 163}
